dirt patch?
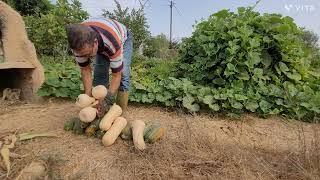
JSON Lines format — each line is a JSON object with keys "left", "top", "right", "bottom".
{"left": 0, "top": 99, "right": 319, "bottom": 179}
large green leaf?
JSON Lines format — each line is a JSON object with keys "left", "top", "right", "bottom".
{"left": 230, "top": 100, "right": 243, "bottom": 109}
{"left": 245, "top": 52, "right": 261, "bottom": 68}
{"left": 259, "top": 100, "right": 272, "bottom": 113}
{"left": 285, "top": 72, "right": 302, "bottom": 81}
{"left": 261, "top": 51, "right": 272, "bottom": 68}
{"left": 245, "top": 100, "right": 259, "bottom": 112}
{"left": 278, "top": 62, "right": 289, "bottom": 73}
{"left": 203, "top": 95, "right": 214, "bottom": 105}
{"left": 209, "top": 104, "right": 220, "bottom": 111}
{"left": 183, "top": 95, "right": 200, "bottom": 112}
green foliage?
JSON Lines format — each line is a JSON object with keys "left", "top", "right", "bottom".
{"left": 130, "top": 70, "right": 320, "bottom": 121}
{"left": 179, "top": 8, "right": 312, "bottom": 84}
{"left": 23, "top": 0, "right": 89, "bottom": 56}
{"left": 102, "top": 0, "right": 150, "bottom": 50}
{"left": 143, "top": 34, "right": 178, "bottom": 58}
{"left": 3, "top": 0, "right": 53, "bottom": 16}
{"left": 130, "top": 8, "right": 320, "bottom": 121}
{"left": 37, "top": 56, "right": 82, "bottom": 99}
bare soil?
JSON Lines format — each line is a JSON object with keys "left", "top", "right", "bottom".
{"left": 0, "top": 98, "right": 319, "bottom": 180}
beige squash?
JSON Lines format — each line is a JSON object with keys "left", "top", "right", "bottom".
{"left": 131, "top": 120, "right": 146, "bottom": 150}
{"left": 79, "top": 107, "right": 97, "bottom": 123}
{"left": 92, "top": 85, "right": 108, "bottom": 99}
{"left": 99, "top": 104, "right": 122, "bottom": 131}
{"left": 76, "top": 94, "right": 96, "bottom": 108}
{"left": 102, "top": 117, "right": 127, "bottom": 146}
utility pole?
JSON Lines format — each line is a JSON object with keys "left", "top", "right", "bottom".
{"left": 169, "top": 0, "right": 173, "bottom": 49}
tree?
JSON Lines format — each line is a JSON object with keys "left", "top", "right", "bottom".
{"left": 24, "top": 0, "right": 89, "bottom": 57}
{"left": 142, "top": 34, "right": 180, "bottom": 58}
{"left": 299, "top": 29, "right": 320, "bottom": 69}
{"left": 102, "top": 0, "right": 150, "bottom": 50}
{"left": 301, "top": 29, "right": 319, "bottom": 48}
{"left": 143, "top": 34, "right": 169, "bottom": 58}
{"left": 3, "top": 0, "right": 53, "bottom": 16}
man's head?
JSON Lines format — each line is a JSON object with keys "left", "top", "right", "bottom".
{"left": 65, "top": 24, "right": 99, "bottom": 63}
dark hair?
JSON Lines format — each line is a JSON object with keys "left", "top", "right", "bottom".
{"left": 65, "top": 24, "right": 96, "bottom": 51}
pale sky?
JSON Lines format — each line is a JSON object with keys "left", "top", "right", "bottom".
{"left": 53, "top": 0, "right": 320, "bottom": 40}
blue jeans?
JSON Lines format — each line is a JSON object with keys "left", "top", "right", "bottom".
{"left": 92, "top": 31, "right": 133, "bottom": 91}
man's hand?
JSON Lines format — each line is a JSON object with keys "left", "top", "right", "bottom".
{"left": 93, "top": 98, "right": 107, "bottom": 118}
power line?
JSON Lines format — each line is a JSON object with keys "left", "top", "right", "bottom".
{"left": 173, "top": 3, "right": 191, "bottom": 39}
{"left": 173, "top": 4, "right": 182, "bottom": 17}
{"left": 251, "top": 0, "right": 263, "bottom": 10}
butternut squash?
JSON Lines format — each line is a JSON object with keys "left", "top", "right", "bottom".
{"left": 131, "top": 120, "right": 146, "bottom": 150}
{"left": 121, "top": 121, "right": 165, "bottom": 144}
{"left": 92, "top": 85, "right": 108, "bottom": 99}
{"left": 76, "top": 94, "right": 95, "bottom": 108}
{"left": 144, "top": 123, "right": 166, "bottom": 144}
{"left": 79, "top": 107, "right": 97, "bottom": 123}
{"left": 120, "top": 123, "right": 132, "bottom": 140}
{"left": 102, "top": 117, "right": 127, "bottom": 146}
{"left": 99, "top": 104, "right": 122, "bottom": 131}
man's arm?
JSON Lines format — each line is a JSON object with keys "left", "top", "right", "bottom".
{"left": 80, "top": 65, "right": 93, "bottom": 96}
{"left": 108, "top": 71, "right": 122, "bottom": 96}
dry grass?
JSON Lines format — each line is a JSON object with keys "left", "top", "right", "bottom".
{"left": 0, "top": 99, "right": 319, "bottom": 179}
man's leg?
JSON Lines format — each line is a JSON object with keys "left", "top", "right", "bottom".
{"left": 93, "top": 54, "right": 110, "bottom": 87}
{"left": 117, "top": 31, "right": 133, "bottom": 111}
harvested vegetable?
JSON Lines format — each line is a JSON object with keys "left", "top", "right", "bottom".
{"left": 85, "top": 118, "right": 101, "bottom": 137}
{"left": 121, "top": 121, "right": 165, "bottom": 144}
{"left": 92, "top": 85, "right": 108, "bottom": 99}
{"left": 131, "top": 120, "right": 146, "bottom": 150}
{"left": 144, "top": 123, "right": 166, "bottom": 144}
{"left": 76, "top": 94, "right": 96, "bottom": 108}
{"left": 79, "top": 107, "right": 97, "bottom": 123}
{"left": 120, "top": 123, "right": 132, "bottom": 140}
{"left": 102, "top": 117, "right": 127, "bottom": 146}
{"left": 99, "top": 104, "right": 122, "bottom": 131}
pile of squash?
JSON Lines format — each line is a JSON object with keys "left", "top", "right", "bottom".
{"left": 64, "top": 85, "right": 165, "bottom": 150}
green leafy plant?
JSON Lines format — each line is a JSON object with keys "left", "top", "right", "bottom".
{"left": 37, "top": 57, "right": 82, "bottom": 99}
{"left": 166, "top": 7, "right": 319, "bottom": 121}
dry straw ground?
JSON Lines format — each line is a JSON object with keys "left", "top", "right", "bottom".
{"left": 0, "top": 98, "right": 319, "bottom": 180}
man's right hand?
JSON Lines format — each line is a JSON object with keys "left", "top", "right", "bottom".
{"left": 93, "top": 98, "right": 109, "bottom": 118}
